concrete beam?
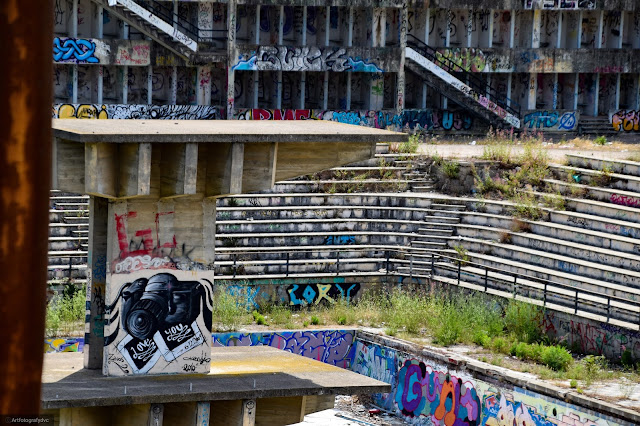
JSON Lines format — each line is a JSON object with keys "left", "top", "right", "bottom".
{"left": 230, "top": 142, "right": 245, "bottom": 194}
{"left": 118, "top": 143, "right": 151, "bottom": 198}
{"left": 242, "top": 142, "right": 277, "bottom": 193}
{"left": 85, "top": 143, "right": 117, "bottom": 198}
{"left": 159, "top": 143, "right": 198, "bottom": 199}
{"left": 52, "top": 137, "right": 85, "bottom": 194}
{"left": 210, "top": 399, "right": 255, "bottom": 426}
{"left": 255, "top": 396, "right": 305, "bottom": 425}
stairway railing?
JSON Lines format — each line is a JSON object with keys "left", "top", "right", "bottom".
{"left": 113, "top": 0, "right": 227, "bottom": 43}
{"left": 406, "top": 34, "right": 521, "bottom": 119}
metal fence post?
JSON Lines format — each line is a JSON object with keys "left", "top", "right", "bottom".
{"left": 285, "top": 252, "right": 290, "bottom": 277}
{"left": 543, "top": 283, "right": 547, "bottom": 307}
{"left": 386, "top": 250, "right": 390, "bottom": 275}
{"left": 232, "top": 254, "right": 237, "bottom": 278}
{"left": 575, "top": 290, "right": 579, "bottom": 314}
{"left": 336, "top": 251, "right": 340, "bottom": 275}
{"left": 457, "top": 261, "right": 461, "bottom": 286}
{"left": 606, "top": 297, "right": 611, "bottom": 323}
{"left": 484, "top": 269, "right": 488, "bottom": 292}
{"left": 513, "top": 276, "right": 517, "bottom": 298}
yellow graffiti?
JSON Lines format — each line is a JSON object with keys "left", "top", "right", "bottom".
{"left": 57, "top": 103, "right": 108, "bottom": 119}
{"left": 315, "top": 284, "right": 335, "bottom": 305}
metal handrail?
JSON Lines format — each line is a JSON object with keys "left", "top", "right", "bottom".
{"left": 406, "top": 34, "right": 521, "bottom": 118}
{"left": 128, "top": 0, "right": 227, "bottom": 42}
{"left": 215, "top": 245, "right": 640, "bottom": 327}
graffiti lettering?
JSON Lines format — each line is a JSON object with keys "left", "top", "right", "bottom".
{"left": 523, "top": 110, "right": 578, "bottom": 131}
{"left": 53, "top": 104, "right": 220, "bottom": 120}
{"left": 610, "top": 193, "right": 640, "bottom": 208}
{"left": 524, "top": 0, "right": 595, "bottom": 9}
{"left": 287, "top": 283, "right": 361, "bottom": 306}
{"left": 435, "top": 48, "right": 486, "bottom": 72}
{"left": 611, "top": 110, "right": 640, "bottom": 133}
{"left": 53, "top": 38, "right": 99, "bottom": 63}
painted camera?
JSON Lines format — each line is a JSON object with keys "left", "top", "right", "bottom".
{"left": 120, "top": 273, "right": 204, "bottom": 340}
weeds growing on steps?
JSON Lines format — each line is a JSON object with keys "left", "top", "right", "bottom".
{"left": 441, "top": 159, "right": 460, "bottom": 179}
{"left": 45, "top": 284, "right": 86, "bottom": 337}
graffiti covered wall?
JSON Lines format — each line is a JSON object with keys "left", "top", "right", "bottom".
{"left": 52, "top": 104, "right": 221, "bottom": 120}
{"left": 352, "top": 337, "right": 627, "bottom": 425}
{"left": 53, "top": 38, "right": 151, "bottom": 66}
{"left": 523, "top": 110, "right": 579, "bottom": 131}
{"left": 524, "top": 0, "right": 596, "bottom": 9}
{"left": 234, "top": 108, "right": 476, "bottom": 132}
{"left": 213, "top": 329, "right": 356, "bottom": 368}
{"left": 611, "top": 110, "right": 640, "bottom": 133}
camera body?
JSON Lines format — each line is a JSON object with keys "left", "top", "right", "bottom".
{"left": 120, "top": 273, "right": 203, "bottom": 340}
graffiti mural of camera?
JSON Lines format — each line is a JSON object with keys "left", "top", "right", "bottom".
{"left": 105, "top": 272, "right": 213, "bottom": 376}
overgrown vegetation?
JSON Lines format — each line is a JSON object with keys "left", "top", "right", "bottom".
{"left": 441, "top": 159, "right": 460, "bottom": 179}
{"left": 45, "top": 285, "right": 86, "bottom": 337}
{"left": 389, "top": 133, "right": 421, "bottom": 154}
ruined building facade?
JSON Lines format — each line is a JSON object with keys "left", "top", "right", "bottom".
{"left": 52, "top": 0, "right": 640, "bottom": 134}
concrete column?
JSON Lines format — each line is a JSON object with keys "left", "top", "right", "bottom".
{"left": 424, "top": 8, "right": 430, "bottom": 44}
{"left": 277, "top": 71, "right": 283, "bottom": 109}
{"left": 72, "top": 0, "right": 78, "bottom": 103}
{"left": 122, "top": 65, "right": 128, "bottom": 104}
{"left": 170, "top": 66, "right": 177, "bottom": 104}
{"left": 97, "top": 6, "right": 103, "bottom": 38}
{"left": 636, "top": 74, "right": 640, "bottom": 110}
{"left": 325, "top": 6, "right": 330, "bottom": 46}
{"left": 299, "top": 72, "right": 305, "bottom": 109}
{"left": 147, "top": 65, "right": 153, "bottom": 104}
{"left": 348, "top": 7, "right": 354, "bottom": 46}
{"left": 123, "top": 22, "right": 129, "bottom": 39}
{"left": 97, "top": 6, "right": 103, "bottom": 104}
{"left": 466, "top": 9, "right": 473, "bottom": 48}
{"left": 278, "top": 5, "right": 284, "bottom": 45}
{"left": 372, "top": 8, "right": 385, "bottom": 47}
{"left": 198, "top": 2, "right": 213, "bottom": 40}
{"left": 486, "top": 74, "right": 492, "bottom": 98}
{"left": 227, "top": 0, "right": 237, "bottom": 118}
{"left": 84, "top": 196, "right": 108, "bottom": 370}
{"left": 346, "top": 74, "right": 352, "bottom": 109}
{"left": 557, "top": 11, "right": 563, "bottom": 48}
{"left": 506, "top": 73, "right": 512, "bottom": 107}
{"left": 302, "top": 7, "right": 307, "bottom": 45}
{"left": 553, "top": 73, "right": 559, "bottom": 109}
{"left": 368, "top": 73, "right": 384, "bottom": 110}
{"left": 597, "top": 10, "right": 604, "bottom": 48}
{"left": 322, "top": 71, "right": 328, "bottom": 109}
{"left": 445, "top": 10, "right": 451, "bottom": 47}
{"left": 397, "top": 6, "right": 407, "bottom": 115}
{"left": 528, "top": 73, "right": 537, "bottom": 110}
{"left": 255, "top": 5, "right": 260, "bottom": 44}
{"left": 577, "top": 11, "right": 583, "bottom": 48}
{"left": 509, "top": 10, "right": 515, "bottom": 48}
{"left": 615, "top": 73, "right": 621, "bottom": 110}
{"left": 573, "top": 73, "right": 579, "bottom": 110}
{"left": 71, "top": 0, "right": 78, "bottom": 36}
{"left": 253, "top": 72, "right": 259, "bottom": 108}
{"left": 488, "top": 9, "right": 494, "bottom": 48}
{"left": 618, "top": 12, "right": 624, "bottom": 49}
{"left": 173, "top": 0, "right": 178, "bottom": 36}
{"left": 443, "top": 97, "right": 448, "bottom": 109}
{"left": 197, "top": 66, "right": 212, "bottom": 106}
{"left": 593, "top": 73, "right": 600, "bottom": 116}
{"left": 97, "top": 66, "right": 103, "bottom": 104}
{"left": 531, "top": 9, "right": 541, "bottom": 48}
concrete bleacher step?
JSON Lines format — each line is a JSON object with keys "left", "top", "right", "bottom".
{"left": 216, "top": 231, "right": 416, "bottom": 248}
{"left": 215, "top": 271, "right": 386, "bottom": 281}
{"left": 545, "top": 179, "right": 640, "bottom": 208}
{"left": 410, "top": 241, "right": 448, "bottom": 249}
{"left": 423, "top": 215, "right": 461, "bottom": 224}
{"left": 217, "top": 205, "right": 433, "bottom": 222}
{"left": 454, "top": 224, "right": 640, "bottom": 273}
{"left": 214, "top": 244, "right": 408, "bottom": 262}
{"left": 216, "top": 218, "right": 425, "bottom": 234}
{"left": 566, "top": 154, "right": 640, "bottom": 177}
{"left": 456, "top": 236, "right": 640, "bottom": 290}
{"left": 49, "top": 223, "right": 88, "bottom": 237}
{"left": 48, "top": 238, "right": 87, "bottom": 250}
{"left": 549, "top": 209, "right": 640, "bottom": 240}
{"left": 528, "top": 191, "right": 640, "bottom": 224}
{"left": 47, "top": 264, "right": 87, "bottom": 280}
{"left": 417, "top": 227, "right": 453, "bottom": 235}
{"left": 550, "top": 164, "right": 640, "bottom": 193}
{"left": 460, "top": 211, "right": 640, "bottom": 255}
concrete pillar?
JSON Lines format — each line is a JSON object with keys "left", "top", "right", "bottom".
{"left": 72, "top": 0, "right": 78, "bottom": 104}
{"left": 348, "top": 7, "right": 354, "bottom": 46}
{"left": 593, "top": 73, "right": 600, "bottom": 116}
{"left": 325, "top": 6, "right": 330, "bottom": 46}
{"left": 466, "top": 9, "right": 473, "bottom": 48}
{"left": 618, "top": 12, "right": 624, "bottom": 49}
{"left": 170, "top": 66, "right": 177, "bottom": 104}
{"left": 299, "top": 72, "right": 305, "bottom": 109}
{"left": 278, "top": 5, "right": 284, "bottom": 45}
{"left": 445, "top": 10, "right": 451, "bottom": 47}
{"left": 557, "top": 12, "right": 563, "bottom": 48}
{"left": 122, "top": 65, "right": 128, "bottom": 104}
{"left": 509, "top": 10, "right": 515, "bottom": 48}
{"left": 372, "top": 8, "right": 385, "bottom": 47}
{"left": 198, "top": 2, "right": 213, "bottom": 41}
{"left": 531, "top": 9, "right": 541, "bottom": 48}
{"left": 147, "top": 66, "right": 153, "bottom": 104}
{"left": 553, "top": 73, "right": 559, "bottom": 109}
{"left": 488, "top": 9, "right": 494, "bottom": 48}
{"left": 615, "top": 73, "right": 621, "bottom": 110}
{"left": 368, "top": 73, "right": 384, "bottom": 110}
{"left": 97, "top": 66, "right": 103, "bottom": 104}
{"left": 573, "top": 73, "right": 579, "bottom": 110}
{"left": 84, "top": 197, "right": 108, "bottom": 370}
{"left": 577, "top": 10, "right": 583, "bottom": 48}
{"left": 424, "top": 8, "right": 430, "bottom": 45}
{"left": 97, "top": 6, "right": 103, "bottom": 104}
{"left": 227, "top": 0, "right": 237, "bottom": 118}
{"left": 506, "top": 73, "right": 512, "bottom": 107}
{"left": 197, "top": 66, "right": 212, "bottom": 106}
{"left": 302, "top": 7, "right": 307, "bottom": 45}
{"left": 636, "top": 74, "right": 640, "bottom": 110}
{"left": 255, "top": 5, "right": 260, "bottom": 44}
{"left": 346, "top": 74, "right": 351, "bottom": 109}
{"left": 322, "top": 72, "right": 328, "bottom": 109}
{"left": 528, "top": 73, "right": 537, "bottom": 110}
{"left": 277, "top": 71, "right": 283, "bottom": 109}
{"left": 253, "top": 72, "right": 259, "bottom": 108}
{"left": 397, "top": 6, "right": 407, "bottom": 114}
{"left": 597, "top": 10, "right": 604, "bottom": 48}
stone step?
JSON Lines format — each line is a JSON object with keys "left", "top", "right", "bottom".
{"left": 215, "top": 231, "right": 416, "bottom": 248}
{"left": 217, "top": 205, "right": 433, "bottom": 222}
{"left": 544, "top": 179, "right": 640, "bottom": 209}
{"left": 417, "top": 227, "right": 454, "bottom": 235}
{"left": 550, "top": 164, "right": 640, "bottom": 193}
{"left": 460, "top": 211, "right": 640, "bottom": 256}
{"left": 528, "top": 191, "right": 640, "bottom": 224}
{"left": 410, "top": 241, "right": 448, "bottom": 249}
{"left": 47, "top": 264, "right": 87, "bottom": 280}
{"left": 566, "top": 154, "right": 640, "bottom": 177}
{"left": 49, "top": 223, "right": 88, "bottom": 237}
{"left": 216, "top": 218, "right": 424, "bottom": 234}
{"left": 457, "top": 236, "right": 640, "bottom": 290}
{"left": 423, "top": 215, "right": 461, "bottom": 224}
{"left": 217, "top": 192, "right": 436, "bottom": 209}
{"left": 48, "top": 238, "right": 87, "bottom": 251}
{"left": 455, "top": 224, "right": 640, "bottom": 273}
{"left": 549, "top": 209, "right": 640, "bottom": 240}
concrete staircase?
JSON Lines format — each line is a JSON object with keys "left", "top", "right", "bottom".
{"left": 93, "top": 0, "right": 202, "bottom": 61}
{"left": 48, "top": 190, "right": 89, "bottom": 292}
{"left": 405, "top": 35, "right": 521, "bottom": 130}
{"left": 578, "top": 116, "right": 617, "bottom": 136}
{"left": 431, "top": 156, "right": 640, "bottom": 330}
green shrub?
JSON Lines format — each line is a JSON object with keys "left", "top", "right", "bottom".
{"left": 594, "top": 136, "right": 607, "bottom": 146}
{"left": 311, "top": 315, "right": 320, "bottom": 325}
{"left": 491, "top": 336, "right": 510, "bottom": 354}
{"left": 621, "top": 349, "right": 634, "bottom": 367}
{"left": 441, "top": 160, "right": 460, "bottom": 179}
{"left": 213, "top": 289, "right": 249, "bottom": 331}
{"left": 583, "top": 355, "right": 607, "bottom": 386}
{"left": 385, "top": 291, "right": 428, "bottom": 335}
{"left": 570, "top": 379, "right": 578, "bottom": 388}
{"left": 504, "top": 300, "right": 543, "bottom": 343}
{"left": 45, "top": 285, "right": 86, "bottom": 337}
{"left": 541, "top": 345, "right": 573, "bottom": 371}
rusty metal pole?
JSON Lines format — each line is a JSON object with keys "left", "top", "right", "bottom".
{"left": 0, "top": 0, "right": 53, "bottom": 416}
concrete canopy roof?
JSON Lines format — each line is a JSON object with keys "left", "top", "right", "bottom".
{"left": 52, "top": 119, "right": 408, "bottom": 143}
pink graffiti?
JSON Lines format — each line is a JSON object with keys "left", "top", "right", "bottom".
{"left": 612, "top": 110, "right": 640, "bottom": 132}
{"left": 113, "top": 211, "right": 177, "bottom": 263}
{"left": 611, "top": 193, "right": 640, "bottom": 208}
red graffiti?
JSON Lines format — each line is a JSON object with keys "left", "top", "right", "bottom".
{"left": 610, "top": 193, "right": 640, "bottom": 208}
{"left": 246, "top": 109, "right": 312, "bottom": 120}
{"left": 114, "top": 211, "right": 176, "bottom": 260}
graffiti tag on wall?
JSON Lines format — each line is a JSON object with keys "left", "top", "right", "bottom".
{"left": 233, "top": 46, "right": 384, "bottom": 72}
{"left": 53, "top": 38, "right": 99, "bottom": 63}
{"left": 523, "top": 110, "right": 578, "bottom": 131}
{"left": 234, "top": 109, "right": 474, "bottom": 132}
{"left": 287, "top": 283, "right": 361, "bottom": 306}
{"left": 611, "top": 110, "right": 640, "bottom": 132}
{"left": 53, "top": 38, "right": 151, "bottom": 65}
{"left": 436, "top": 48, "right": 486, "bottom": 73}
{"left": 103, "top": 271, "right": 213, "bottom": 376}
{"left": 524, "top": 0, "right": 595, "bottom": 9}
{"left": 53, "top": 104, "right": 220, "bottom": 120}
{"left": 213, "top": 330, "right": 356, "bottom": 368}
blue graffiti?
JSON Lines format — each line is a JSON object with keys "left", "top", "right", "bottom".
{"left": 228, "top": 285, "right": 261, "bottom": 310}
{"left": 232, "top": 54, "right": 257, "bottom": 71}
{"left": 324, "top": 235, "right": 356, "bottom": 245}
{"left": 53, "top": 38, "right": 99, "bottom": 63}
{"left": 347, "top": 57, "right": 384, "bottom": 73}
{"left": 558, "top": 112, "right": 577, "bottom": 130}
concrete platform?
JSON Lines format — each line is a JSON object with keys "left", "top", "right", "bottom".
{"left": 41, "top": 347, "right": 390, "bottom": 410}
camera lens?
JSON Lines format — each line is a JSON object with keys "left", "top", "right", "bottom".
{"left": 126, "top": 295, "right": 168, "bottom": 340}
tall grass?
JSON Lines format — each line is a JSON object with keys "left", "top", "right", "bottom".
{"left": 45, "top": 285, "right": 86, "bottom": 337}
